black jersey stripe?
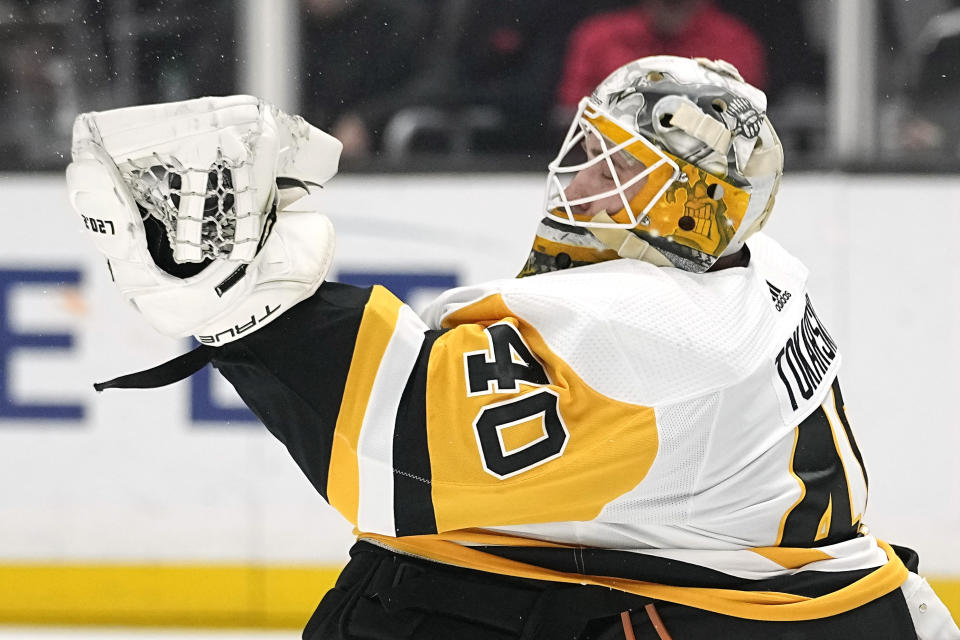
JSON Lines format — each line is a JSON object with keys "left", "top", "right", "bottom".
{"left": 780, "top": 401, "right": 858, "bottom": 548}
{"left": 831, "top": 377, "right": 868, "bottom": 489}
{"left": 393, "top": 329, "right": 447, "bottom": 536}
{"left": 475, "top": 544, "right": 744, "bottom": 587}
{"left": 472, "top": 545, "right": 876, "bottom": 597}
{"left": 213, "top": 282, "right": 373, "bottom": 501}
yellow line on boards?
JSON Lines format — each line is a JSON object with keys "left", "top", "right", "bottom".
{"left": 0, "top": 565, "right": 340, "bottom": 629}
{"left": 0, "top": 565, "right": 957, "bottom": 629}
{"left": 929, "top": 579, "right": 960, "bottom": 627}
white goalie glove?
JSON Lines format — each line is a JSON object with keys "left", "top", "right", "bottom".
{"left": 66, "top": 95, "right": 342, "bottom": 345}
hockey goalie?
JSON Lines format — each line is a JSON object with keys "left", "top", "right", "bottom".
{"left": 65, "top": 56, "right": 959, "bottom": 639}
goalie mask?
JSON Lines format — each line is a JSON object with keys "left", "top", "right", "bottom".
{"left": 541, "top": 55, "right": 783, "bottom": 273}
{"left": 66, "top": 95, "right": 343, "bottom": 345}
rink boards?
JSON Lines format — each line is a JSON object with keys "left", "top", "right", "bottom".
{"left": 0, "top": 173, "right": 958, "bottom": 627}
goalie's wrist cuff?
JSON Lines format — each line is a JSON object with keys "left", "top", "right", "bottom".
{"left": 128, "top": 207, "right": 336, "bottom": 345}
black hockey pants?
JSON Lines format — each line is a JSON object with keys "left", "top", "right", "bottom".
{"left": 302, "top": 541, "right": 919, "bottom": 640}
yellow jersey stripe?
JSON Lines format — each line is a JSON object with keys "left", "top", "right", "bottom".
{"left": 750, "top": 546, "right": 834, "bottom": 569}
{"left": 328, "top": 285, "right": 405, "bottom": 525}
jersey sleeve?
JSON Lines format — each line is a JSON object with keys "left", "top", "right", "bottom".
{"left": 212, "top": 282, "right": 659, "bottom": 537}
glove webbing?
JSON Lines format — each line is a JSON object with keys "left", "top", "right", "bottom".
{"left": 93, "top": 345, "right": 213, "bottom": 391}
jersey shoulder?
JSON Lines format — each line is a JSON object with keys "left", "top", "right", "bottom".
{"left": 424, "top": 244, "right": 812, "bottom": 405}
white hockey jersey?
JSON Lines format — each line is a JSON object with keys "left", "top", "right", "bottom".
{"left": 213, "top": 231, "right": 908, "bottom": 622}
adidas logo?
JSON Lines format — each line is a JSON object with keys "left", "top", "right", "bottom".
{"left": 768, "top": 280, "right": 792, "bottom": 312}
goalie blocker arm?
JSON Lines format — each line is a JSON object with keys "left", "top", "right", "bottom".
{"left": 212, "top": 282, "right": 659, "bottom": 537}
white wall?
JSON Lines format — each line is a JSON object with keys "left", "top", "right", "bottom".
{"left": 0, "top": 172, "right": 957, "bottom": 573}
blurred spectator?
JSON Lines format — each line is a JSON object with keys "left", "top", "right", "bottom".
{"left": 0, "top": 0, "right": 239, "bottom": 170}
{"left": 0, "top": 0, "right": 83, "bottom": 169}
{"left": 300, "top": 0, "right": 429, "bottom": 157}
{"left": 435, "top": 0, "right": 587, "bottom": 153}
{"left": 556, "top": 0, "right": 766, "bottom": 108}
{"left": 721, "top": 0, "right": 829, "bottom": 160}
{"left": 891, "top": 3, "right": 960, "bottom": 156}
{"left": 124, "top": 0, "right": 237, "bottom": 104}
{"left": 716, "top": 0, "right": 822, "bottom": 104}
{"left": 387, "top": 0, "right": 597, "bottom": 154}
{"left": 319, "top": 0, "right": 608, "bottom": 159}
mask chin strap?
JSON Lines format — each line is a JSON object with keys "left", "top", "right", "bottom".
{"left": 587, "top": 211, "right": 674, "bottom": 267}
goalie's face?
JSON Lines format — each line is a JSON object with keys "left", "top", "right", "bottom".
{"left": 545, "top": 99, "right": 681, "bottom": 229}
{"left": 564, "top": 131, "right": 649, "bottom": 218}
